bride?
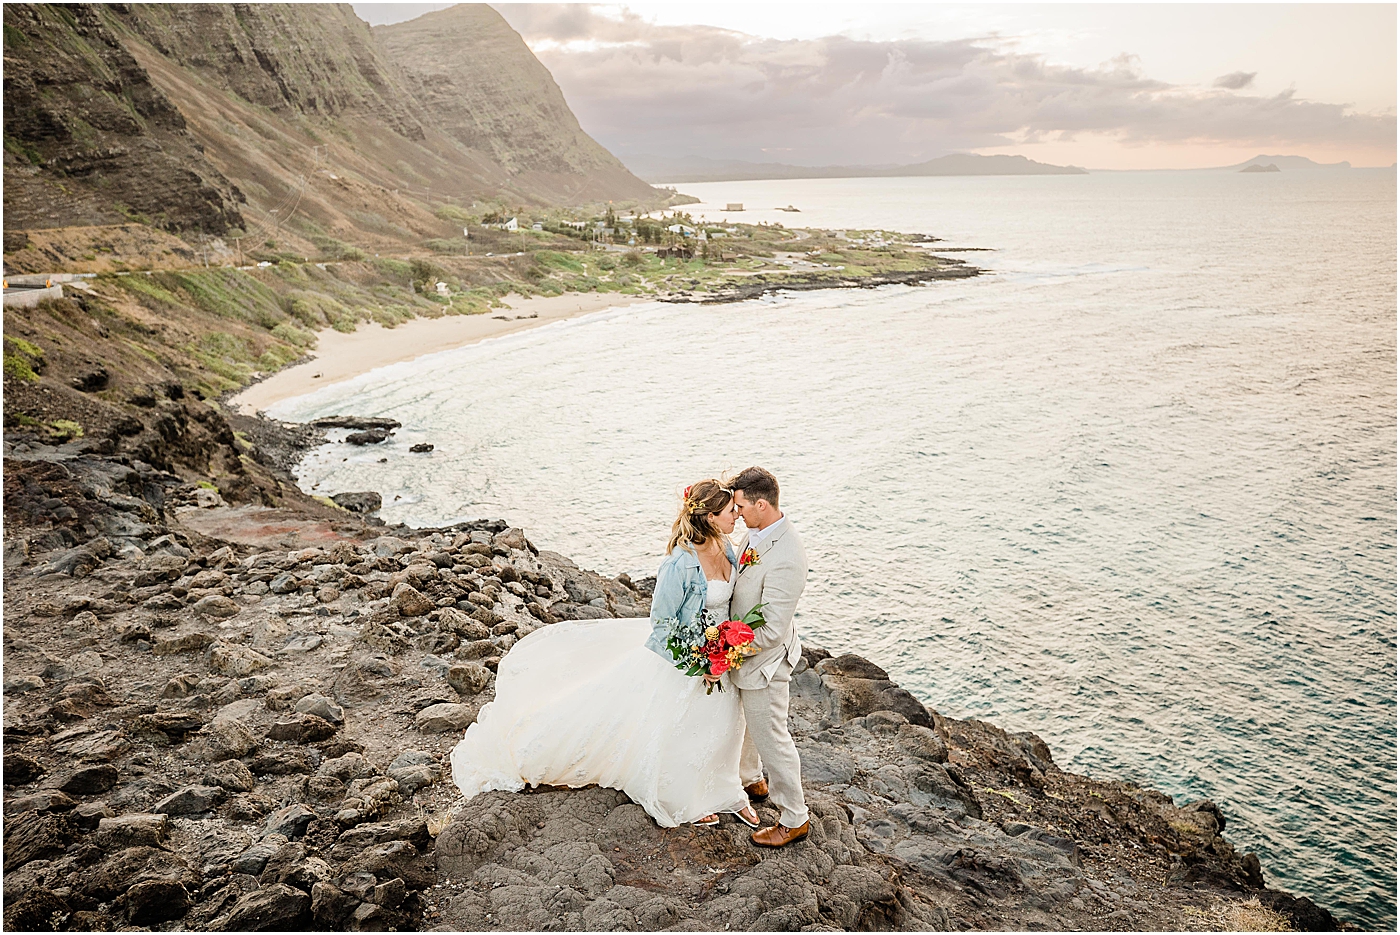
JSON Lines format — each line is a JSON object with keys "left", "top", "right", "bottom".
{"left": 449, "top": 478, "right": 760, "bottom": 828}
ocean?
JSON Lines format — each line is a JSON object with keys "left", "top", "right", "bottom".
{"left": 269, "top": 170, "right": 1397, "bottom": 927}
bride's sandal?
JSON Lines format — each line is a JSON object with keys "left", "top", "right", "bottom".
{"left": 694, "top": 814, "right": 720, "bottom": 827}
{"left": 735, "top": 806, "right": 761, "bottom": 829}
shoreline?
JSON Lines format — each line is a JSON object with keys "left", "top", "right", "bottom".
{"left": 230, "top": 291, "right": 650, "bottom": 415}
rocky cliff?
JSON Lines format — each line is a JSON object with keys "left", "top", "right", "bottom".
{"left": 1, "top": 425, "right": 1342, "bottom": 931}
{"left": 3, "top": 3, "right": 664, "bottom": 256}
{"left": 375, "top": 5, "right": 657, "bottom": 205}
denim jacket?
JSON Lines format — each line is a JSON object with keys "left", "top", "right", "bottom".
{"left": 643, "top": 539, "right": 738, "bottom": 661}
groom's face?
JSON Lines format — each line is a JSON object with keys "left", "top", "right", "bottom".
{"left": 733, "top": 491, "right": 765, "bottom": 528}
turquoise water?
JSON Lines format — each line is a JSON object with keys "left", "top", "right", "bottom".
{"left": 272, "top": 171, "right": 1396, "bottom": 927}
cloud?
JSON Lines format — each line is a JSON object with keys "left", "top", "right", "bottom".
{"left": 1214, "top": 71, "right": 1258, "bottom": 90}
{"left": 493, "top": 4, "right": 1396, "bottom": 166}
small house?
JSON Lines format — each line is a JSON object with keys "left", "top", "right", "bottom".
{"left": 725, "top": 203, "right": 744, "bottom": 211}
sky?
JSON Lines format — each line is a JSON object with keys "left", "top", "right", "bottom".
{"left": 353, "top": 3, "right": 1397, "bottom": 170}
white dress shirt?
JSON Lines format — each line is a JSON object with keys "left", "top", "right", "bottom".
{"left": 744, "top": 515, "right": 787, "bottom": 553}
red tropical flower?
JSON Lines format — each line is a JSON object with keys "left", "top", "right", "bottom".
{"left": 739, "top": 547, "right": 760, "bottom": 569}
{"left": 719, "top": 620, "right": 755, "bottom": 647}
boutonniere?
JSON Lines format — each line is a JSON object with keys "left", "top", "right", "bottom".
{"left": 739, "top": 547, "right": 761, "bottom": 570}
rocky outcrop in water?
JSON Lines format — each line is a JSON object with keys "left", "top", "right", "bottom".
{"left": 2, "top": 448, "right": 1341, "bottom": 931}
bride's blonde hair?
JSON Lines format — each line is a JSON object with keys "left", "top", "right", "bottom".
{"left": 666, "top": 478, "right": 732, "bottom": 555}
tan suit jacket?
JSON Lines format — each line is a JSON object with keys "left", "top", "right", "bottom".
{"left": 729, "top": 519, "right": 807, "bottom": 690}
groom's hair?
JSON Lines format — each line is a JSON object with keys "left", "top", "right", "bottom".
{"left": 731, "top": 466, "right": 780, "bottom": 510}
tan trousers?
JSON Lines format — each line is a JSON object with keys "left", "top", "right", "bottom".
{"left": 737, "top": 665, "right": 809, "bottom": 829}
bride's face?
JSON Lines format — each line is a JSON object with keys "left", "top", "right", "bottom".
{"left": 710, "top": 498, "right": 738, "bottom": 535}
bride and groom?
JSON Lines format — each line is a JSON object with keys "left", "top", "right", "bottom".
{"left": 449, "top": 466, "right": 811, "bottom": 846}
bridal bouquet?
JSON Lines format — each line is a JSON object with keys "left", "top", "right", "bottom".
{"left": 665, "top": 604, "right": 767, "bottom": 694}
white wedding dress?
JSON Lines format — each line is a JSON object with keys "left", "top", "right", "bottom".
{"left": 449, "top": 574, "right": 751, "bottom": 826}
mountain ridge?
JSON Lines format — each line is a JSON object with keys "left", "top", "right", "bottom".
{"left": 2, "top": 2, "right": 665, "bottom": 258}
{"left": 626, "top": 152, "right": 1088, "bottom": 183}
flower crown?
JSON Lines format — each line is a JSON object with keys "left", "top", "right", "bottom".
{"left": 684, "top": 484, "right": 732, "bottom": 515}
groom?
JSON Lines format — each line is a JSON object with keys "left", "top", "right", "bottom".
{"left": 729, "top": 466, "right": 810, "bottom": 846}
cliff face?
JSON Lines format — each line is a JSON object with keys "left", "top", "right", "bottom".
{"left": 117, "top": 3, "right": 428, "bottom": 141}
{"left": 375, "top": 5, "right": 658, "bottom": 204}
{"left": 2, "top": 3, "right": 662, "bottom": 253}
{"left": 1, "top": 4, "right": 247, "bottom": 233}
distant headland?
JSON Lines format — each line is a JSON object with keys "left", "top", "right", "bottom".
{"left": 629, "top": 153, "right": 1089, "bottom": 184}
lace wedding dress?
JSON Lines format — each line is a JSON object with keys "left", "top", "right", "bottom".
{"left": 449, "top": 573, "right": 751, "bottom": 826}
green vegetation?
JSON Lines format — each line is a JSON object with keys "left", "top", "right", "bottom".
{"left": 48, "top": 419, "right": 83, "bottom": 441}
{"left": 3, "top": 335, "right": 45, "bottom": 383}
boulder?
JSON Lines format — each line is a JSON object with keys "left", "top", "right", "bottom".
{"left": 233, "top": 838, "right": 285, "bottom": 876}
{"left": 192, "top": 717, "right": 258, "bottom": 762}
{"left": 224, "top": 883, "right": 311, "bottom": 930}
{"left": 4, "top": 810, "right": 79, "bottom": 870}
{"left": 388, "top": 751, "right": 439, "bottom": 794}
{"left": 206, "top": 759, "right": 257, "bottom": 793}
{"left": 346, "top": 429, "right": 389, "bottom": 445}
{"left": 331, "top": 491, "right": 382, "bottom": 514}
{"left": 437, "top": 606, "right": 491, "bottom": 640}
{"left": 5, "top": 791, "right": 77, "bottom": 814}
{"left": 455, "top": 639, "right": 497, "bottom": 660}
{"left": 3, "top": 754, "right": 43, "bottom": 786}
{"left": 264, "top": 804, "right": 316, "bottom": 839}
{"left": 193, "top": 594, "right": 240, "bottom": 619}
{"left": 57, "top": 764, "right": 119, "bottom": 795}
{"left": 446, "top": 662, "right": 491, "bottom": 695}
{"left": 124, "top": 879, "right": 191, "bottom": 925}
{"left": 318, "top": 752, "right": 378, "bottom": 782}
{"left": 269, "top": 573, "right": 299, "bottom": 594}
{"left": 207, "top": 642, "right": 274, "bottom": 677}
{"left": 414, "top": 702, "right": 475, "bottom": 734}
{"left": 153, "top": 632, "right": 217, "bottom": 655}
{"left": 392, "top": 583, "right": 434, "bottom": 617}
{"left": 897, "top": 723, "right": 948, "bottom": 762}
{"left": 267, "top": 714, "right": 337, "bottom": 744}
{"left": 816, "top": 654, "right": 937, "bottom": 728}
{"left": 4, "top": 674, "right": 45, "bottom": 694}
{"left": 154, "top": 785, "right": 226, "bottom": 815}
{"left": 95, "top": 813, "right": 169, "bottom": 848}
{"left": 311, "top": 882, "right": 360, "bottom": 927}
{"left": 293, "top": 692, "right": 344, "bottom": 724}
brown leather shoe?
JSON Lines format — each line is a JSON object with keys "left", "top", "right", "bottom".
{"left": 751, "top": 821, "right": 809, "bottom": 848}
{"left": 744, "top": 779, "right": 769, "bottom": 800}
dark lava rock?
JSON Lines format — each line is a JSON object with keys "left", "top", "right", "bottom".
{"left": 3, "top": 886, "right": 68, "bottom": 932}
{"left": 154, "top": 784, "right": 226, "bottom": 815}
{"left": 124, "top": 879, "right": 192, "bottom": 925}
{"left": 248, "top": 750, "right": 316, "bottom": 776}
{"left": 5, "top": 791, "right": 77, "bottom": 815}
{"left": 71, "top": 367, "right": 110, "bottom": 392}
{"left": 58, "top": 763, "right": 119, "bottom": 795}
{"left": 409, "top": 443, "right": 434, "bottom": 453}
{"left": 331, "top": 491, "right": 382, "bottom": 514}
{"left": 223, "top": 882, "right": 312, "bottom": 931}
{"left": 345, "top": 429, "right": 390, "bottom": 445}
{"left": 266, "top": 714, "right": 337, "bottom": 744}
{"left": 312, "top": 416, "right": 402, "bottom": 431}
{"left": 4, "top": 810, "right": 78, "bottom": 871}
{"left": 95, "top": 813, "right": 169, "bottom": 848}
{"left": 263, "top": 803, "right": 316, "bottom": 839}
{"left": 73, "top": 801, "right": 115, "bottom": 830}
{"left": 4, "top": 753, "right": 44, "bottom": 786}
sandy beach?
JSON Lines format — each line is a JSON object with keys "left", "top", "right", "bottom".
{"left": 230, "top": 291, "right": 649, "bottom": 415}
